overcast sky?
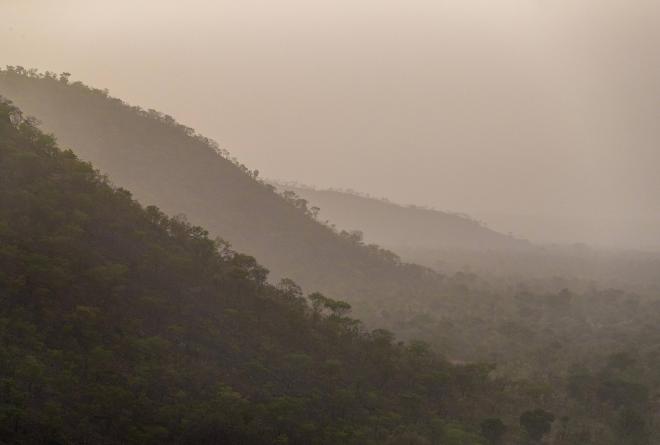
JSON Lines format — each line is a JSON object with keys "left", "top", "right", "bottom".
{"left": 2, "top": 0, "right": 659, "bottom": 247}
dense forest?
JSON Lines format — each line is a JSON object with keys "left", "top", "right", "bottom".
{"left": 0, "top": 98, "right": 501, "bottom": 444}
{"left": 1, "top": 69, "right": 659, "bottom": 444}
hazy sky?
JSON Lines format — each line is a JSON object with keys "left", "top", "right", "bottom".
{"left": 2, "top": 0, "right": 659, "bottom": 247}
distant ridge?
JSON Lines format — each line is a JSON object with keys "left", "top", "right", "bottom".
{"left": 271, "top": 180, "right": 530, "bottom": 251}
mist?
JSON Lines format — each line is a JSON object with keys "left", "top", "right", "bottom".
{"left": 5, "top": 2, "right": 660, "bottom": 443}
{"left": 2, "top": 0, "right": 659, "bottom": 247}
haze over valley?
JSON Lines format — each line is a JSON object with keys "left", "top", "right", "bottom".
{"left": 1, "top": 2, "right": 659, "bottom": 444}
{"left": 3, "top": 0, "right": 660, "bottom": 247}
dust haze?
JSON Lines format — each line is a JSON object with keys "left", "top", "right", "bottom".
{"left": 2, "top": 0, "right": 659, "bottom": 247}
{"left": 5, "top": 2, "right": 660, "bottom": 443}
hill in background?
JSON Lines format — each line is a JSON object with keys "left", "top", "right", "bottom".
{"left": 275, "top": 183, "right": 660, "bottom": 293}
{"left": 272, "top": 182, "right": 530, "bottom": 251}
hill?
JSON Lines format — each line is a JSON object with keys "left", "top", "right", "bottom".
{"left": 272, "top": 183, "right": 530, "bottom": 251}
{"left": 274, "top": 185, "right": 660, "bottom": 293}
{"left": 0, "top": 98, "right": 500, "bottom": 444}
{"left": 0, "top": 67, "right": 454, "bottom": 331}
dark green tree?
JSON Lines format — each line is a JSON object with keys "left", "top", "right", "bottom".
{"left": 520, "top": 409, "right": 555, "bottom": 443}
{"left": 480, "top": 418, "right": 506, "bottom": 445}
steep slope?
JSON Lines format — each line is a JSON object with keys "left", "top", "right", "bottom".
{"left": 0, "top": 68, "right": 452, "bottom": 329}
{"left": 273, "top": 183, "right": 530, "bottom": 251}
{"left": 0, "top": 99, "right": 496, "bottom": 444}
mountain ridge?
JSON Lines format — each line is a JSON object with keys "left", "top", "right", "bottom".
{"left": 0, "top": 67, "right": 458, "bottom": 331}
{"left": 270, "top": 180, "right": 531, "bottom": 251}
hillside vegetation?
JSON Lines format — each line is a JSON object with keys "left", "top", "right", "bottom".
{"left": 0, "top": 67, "right": 455, "bottom": 330}
{"left": 0, "top": 98, "right": 505, "bottom": 444}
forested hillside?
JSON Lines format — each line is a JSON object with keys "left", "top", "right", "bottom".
{"left": 0, "top": 99, "right": 503, "bottom": 444}
{"left": 0, "top": 67, "right": 453, "bottom": 330}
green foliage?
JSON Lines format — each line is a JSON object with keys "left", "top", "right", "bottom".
{"left": 480, "top": 418, "right": 506, "bottom": 445}
{"left": 0, "top": 99, "right": 487, "bottom": 444}
{"left": 520, "top": 409, "right": 555, "bottom": 443}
